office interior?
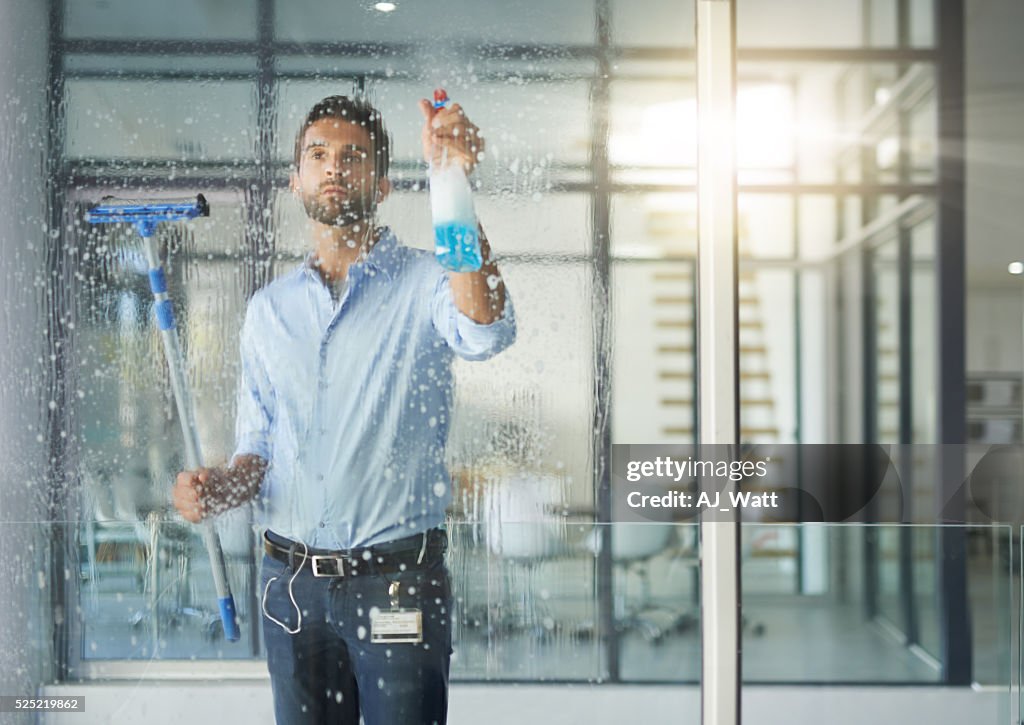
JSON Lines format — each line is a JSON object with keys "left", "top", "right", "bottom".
{"left": 0, "top": 0, "right": 1023, "bottom": 723}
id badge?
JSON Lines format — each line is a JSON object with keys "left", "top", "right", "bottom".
{"left": 371, "top": 581, "right": 423, "bottom": 644}
{"left": 370, "top": 609, "right": 423, "bottom": 644}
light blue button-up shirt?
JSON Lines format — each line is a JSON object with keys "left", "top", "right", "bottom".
{"left": 231, "top": 227, "right": 516, "bottom": 548}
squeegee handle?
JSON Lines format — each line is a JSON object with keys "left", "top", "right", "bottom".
{"left": 141, "top": 231, "right": 239, "bottom": 642}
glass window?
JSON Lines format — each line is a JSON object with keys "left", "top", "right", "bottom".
{"left": 909, "top": 90, "right": 938, "bottom": 183}
{"left": 448, "top": 260, "right": 595, "bottom": 513}
{"left": 610, "top": 0, "right": 695, "bottom": 48}
{"left": 866, "top": 0, "right": 898, "bottom": 48}
{"left": 873, "top": 236, "right": 900, "bottom": 443}
{"left": 611, "top": 192, "right": 696, "bottom": 258}
{"left": 275, "top": 0, "right": 597, "bottom": 45}
{"left": 739, "top": 194, "right": 796, "bottom": 259}
{"left": 911, "top": 217, "right": 936, "bottom": 443}
{"left": 449, "top": 522, "right": 604, "bottom": 681}
{"left": 612, "top": 259, "right": 696, "bottom": 445}
{"left": 738, "top": 0, "right": 867, "bottom": 49}
{"left": 738, "top": 524, "right": 1008, "bottom": 684}
{"left": 276, "top": 78, "right": 592, "bottom": 171}
{"left": 799, "top": 194, "right": 840, "bottom": 258}
{"left": 74, "top": 191, "right": 252, "bottom": 660}
{"left": 909, "top": 0, "right": 935, "bottom": 48}
{"left": 270, "top": 183, "right": 592, "bottom": 262}
{"left": 610, "top": 79, "right": 696, "bottom": 182}
{"left": 19, "top": 0, "right": 980, "bottom": 705}
{"left": 65, "top": 80, "right": 256, "bottom": 162}
{"left": 64, "top": 0, "right": 259, "bottom": 41}
{"left": 736, "top": 267, "right": 798, "bottom": 444}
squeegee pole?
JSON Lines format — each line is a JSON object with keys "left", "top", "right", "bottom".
{"left": 139, "top": 227, "right": 239, "bottom": 642}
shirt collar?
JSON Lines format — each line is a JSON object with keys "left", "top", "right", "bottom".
{"left": 301, "top": 226, "right": 400, "bottom": 283}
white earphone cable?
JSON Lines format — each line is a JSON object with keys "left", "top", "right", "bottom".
{"left": 261, "top": 541, "right": 308, "bottom": 635}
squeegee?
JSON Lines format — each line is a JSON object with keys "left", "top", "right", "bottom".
{"left": 86, "top": 194, "right": 239, "bottom": 642}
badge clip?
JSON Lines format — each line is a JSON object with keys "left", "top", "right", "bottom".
{"left": 371, "top": 581, "right": 423, "bottom": 644}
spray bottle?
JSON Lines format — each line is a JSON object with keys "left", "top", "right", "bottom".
{"left": 430, "top": 88, "right": 483, "bottom": 272}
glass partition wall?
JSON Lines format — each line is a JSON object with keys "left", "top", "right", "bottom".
{"left": 6, "top": 0, "right": 1008, "bottom": 720}
{"left": 57, "top": 0, "right": 703, "bottom": 685}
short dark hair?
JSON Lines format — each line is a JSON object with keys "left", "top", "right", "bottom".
{"left": 293, "top": 95, "right": 391, "bottom": 179}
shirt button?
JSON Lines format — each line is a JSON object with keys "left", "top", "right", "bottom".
{"left": 317, "top": 473, "right": 325, "bottom": 482}
{"left": 319, "top": 522, "right": 326, "bottom": 528}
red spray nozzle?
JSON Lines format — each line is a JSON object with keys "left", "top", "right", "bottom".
{"left": 432, "top": 88, "right": 449, "bottom": 109}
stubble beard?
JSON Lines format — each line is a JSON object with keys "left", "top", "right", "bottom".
{"left": 301, "top": 187, "right": 377, "bottom": 228}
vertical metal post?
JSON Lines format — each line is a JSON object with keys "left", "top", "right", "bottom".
{"left": 696, "top": 1, "right": 740, "bottom": 723}
{"left": 895, "top": 0, "right": 920, "bottom": 648}
{"left": 862, "top": 245, "right": 880, "bottom": 619}
{"left": 242, "top": 0, "right": 278, "bottom": 656}
{"left": 859, "top": 6, "right": 880, "bottom": 617}
{"left": 44, "top": 0, "right": 72, "bottom": 683}
{"left": 791, "top": 75, "right": 806, "bottom": 592}
{"left": 246, "top": 0, "right": 277, "bottom": 296}
{"left": 590, "top": 0, "right": 617, "bottom": 683}
{"left": 935, "top": 0, "right": 971, "bottom": 686}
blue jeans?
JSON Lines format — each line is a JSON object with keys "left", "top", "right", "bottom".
{"left": 260, "top": 539, "right": 453, "bottom": 724}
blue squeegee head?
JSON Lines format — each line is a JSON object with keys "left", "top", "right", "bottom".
{"left": 85, "top": 194, "right": 209, "bottom": 225}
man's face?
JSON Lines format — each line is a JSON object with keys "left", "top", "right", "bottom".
{"left": 291, "top": 117, "right": 387, "bottom": 227}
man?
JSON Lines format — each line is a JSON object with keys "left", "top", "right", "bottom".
{"left": 172, "top": 94, "right": 515, "bottom": 724}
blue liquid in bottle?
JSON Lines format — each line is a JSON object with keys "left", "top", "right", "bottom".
{"left": 434, "top": 221, "right": 482, "bottom": 272}
{"left": 430, "top": 88, "right": 483, "bottom": 272}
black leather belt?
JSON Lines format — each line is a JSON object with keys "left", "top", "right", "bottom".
{"left": 263, "top": 528, "right": 447, "bottom": 578}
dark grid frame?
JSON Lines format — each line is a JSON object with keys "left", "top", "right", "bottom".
{"left": 43, "top": 0, "right": 969, "bottom": 687}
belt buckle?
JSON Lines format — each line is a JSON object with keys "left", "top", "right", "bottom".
{"left": 311, "top": 555, "right": 345, "bottom": 578}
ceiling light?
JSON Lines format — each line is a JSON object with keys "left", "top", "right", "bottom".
{"left": 374, "top": 2, "right": 397, "bottom": 11}
{"left": 1009, "top": 261, "right": 1024, "bottom": 275}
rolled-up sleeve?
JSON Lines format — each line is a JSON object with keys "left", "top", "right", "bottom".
{"left": 431, "top": 272, "right": 517, "bottom": 361}
{"left": 232, "top": 296, "right": 274, "bottom": 462}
